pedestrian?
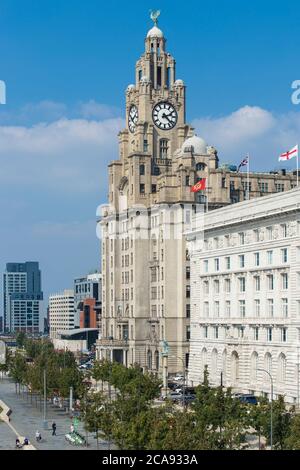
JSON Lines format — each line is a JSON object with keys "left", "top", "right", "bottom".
{"left": 70, "top": 424, "right": 75, "bottom": 434}
{"left": 23, "top": 437, "right": 29, "bottom": 446}
{"left": 15, "top": 438, "right": 22, "bottom": 449}
{"left": 52, "top": 422, "right": 57, "bottom": 436}
{"left": 35, "top": 430, "right": 42, "bottom": 442}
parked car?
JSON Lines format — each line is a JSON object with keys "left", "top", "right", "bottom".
{"left": 177, "top": 394, "right": 196, "bottom": 406}
{"left": 173, "top": 375, "right": 184, "bottom": 382}
{"left": 163, "top": 391, "right": 183, "bottom": 402}
{"left": 235, "top": 394, "right": 258, "bottom": 405}
{"left": 167, "top": 382, "right": 178, "bottom": 391}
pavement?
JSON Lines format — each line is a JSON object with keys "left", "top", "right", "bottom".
{"left": 0, "top": 377, "right": 110, "bottom": 451}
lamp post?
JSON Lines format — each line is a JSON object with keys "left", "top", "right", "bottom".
{"left": 258, "top": 368, "right": 273, "bottom": 450}
{"left": 43, "top": 369, "right": 48, "bottom": 430}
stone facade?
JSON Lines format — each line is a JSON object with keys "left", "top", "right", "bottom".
{"left": 187, "top": 187, "right": 300, "bottom": 404}
{"left": 96, "top": 18, "right": 298, "bottom": 376}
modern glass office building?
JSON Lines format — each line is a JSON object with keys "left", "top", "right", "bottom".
{"left": 3, "top": 262, "right": 43, "bottom": 334}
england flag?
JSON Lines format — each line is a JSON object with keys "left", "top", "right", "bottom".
{"left": 279, "top": 145, "right": 298, "bottom": 162}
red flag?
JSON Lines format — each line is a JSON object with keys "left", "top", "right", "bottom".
{"left": 191, "top": 178, "right": 207, "bottom": 193}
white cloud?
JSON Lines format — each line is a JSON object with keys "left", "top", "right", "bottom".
{"left": 193, "top": 106, "right": 300, "bottom": 170}
{"left": 0, "top": 116, "right": 124, "bottom": 193}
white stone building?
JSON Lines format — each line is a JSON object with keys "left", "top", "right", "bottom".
{"left": 96, "top": 13, "right": 297, "bottom": 376}
{"left": 187, "top": 188, "right": 300, "bottom": 404}
{"left": 49, "top": 290, "right": 75, "bottom": 340}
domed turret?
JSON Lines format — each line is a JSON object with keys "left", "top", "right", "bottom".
{"left": 147, "top": 26, "right": 164, "bottom": 38}
{"left": 182, "top": 135, "right": 207, "bottom": 155}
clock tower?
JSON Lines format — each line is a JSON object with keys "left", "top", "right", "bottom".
{"left": 97, "top": 13, "right": 218, "bottom": 376}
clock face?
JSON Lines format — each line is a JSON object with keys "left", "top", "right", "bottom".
{"left": 152, "top": 102, "right": 178, "bottom": 130}
{"left": 128, "top": 105, "right": 138, "bottom": 133}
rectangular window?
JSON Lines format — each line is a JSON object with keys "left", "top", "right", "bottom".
{"left": 226, "top": 301, "right": 231, "bottom": 317}
{"left": 186, "top": 326, "right": 191, "bottom": 342}
{"left": 214, "top": 280, "right": 220, "bottom": 294}
{"left": 281, "top": 224, "right": 288, "bottom": 238}
{"left": 239, "top": 255, "right": 245, "bottom": 268}
{"left": 225, "top": 279, "right": 231, "bottom": 293}
{"left": 140, "top": 184, "right": 145, "bottom": 194}
{"left": 214, "top": 301, "right": 220, "bottom": 318}
{"left": 255, "top": 327, "right": 259, "bottom": 341}
{"left": 267, "top": 251, "right": 273, "bottom": 265}
{"left": 254, "top": 252, "right": 260, "bottom": 266}
{"left": 239, "top": 233, "right": 245, "bottom": 245}
{"left": 186, "top": 304, "right": 191, "bottom": 319}
{"left": 282, "top": 248, "right": 288, "bottom": 263}
{"left": 254, "top": 276, "right": 261, "bottom": 291}
{"left": 160, "top": 139, "right": 168, "bottom": 159}
{"left": 204, "top": 302, "right": 209, "bottom": 317}
{"left": 268, "top": 299, "right": 274, "bottom": 318}
{"left": 267, "top": 227, "right": 273, "bottom": 241}
{"left": 157, "top": 67, "right": 161, "bottom": 88}
{"left": 282, "top": 298, "right": 288, "bottom": 317}
{"left": 204, "top": 260, "right": 209, "bottom": 273}
{"left": 214, "top": 258, "right": 220, "bottom": 272}
{"left": 281, "top": 328, "right": 287, "bottom": 343}
{"left": 239, "top": 277, "right": 246, "bottom": 293}
{"left": 204, "top": 281, "right": 209, "bottom": 295}
{"left": 267, "top": 274, "right": 274, "bottom": 291}
{"left": 267, "top": 328, "right": 273, "bottom": 342}
{"left": 225, "top": 257, "right": 231, "bottom": 270}
{"left": 239, "top": 300, "right": 246, "bottom": 318}
{"left": 255, "top": 299, "right": 260, "bottom": 317}
{"left": 282, "top": 273, "right": 288, "bottom": 290}
{"left": 186, "top": 286, "right": 191, "bottom": 299}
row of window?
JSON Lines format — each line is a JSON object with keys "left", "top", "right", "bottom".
{"left": 201, "top": 325, "right": 288, "bottom": 342}
{"left": 203, "top": 248, "right": 289, "bottom": 273}
{"left": 199, "top": 349, "right": 287, "bottom": 384}
{"left": 204, "top": 223, "right": 296, "bottom": 251}
{"left": 202, "top": 298, "right": 289, "bottom": 318}
{"left": 202, "top": 273, "right": 289, "bottom": 294}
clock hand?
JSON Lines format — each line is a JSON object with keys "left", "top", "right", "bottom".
{"left": 162, "top": 112, "right": 172, "bottom": 124}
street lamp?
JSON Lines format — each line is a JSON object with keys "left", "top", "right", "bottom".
{"left": 43, "top": 368, "right": 48, "bottom": 430}
{"left": 258, "top": 368, "right": 273, "bottom": 450}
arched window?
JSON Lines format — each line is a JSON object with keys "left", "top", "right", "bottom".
{"left": 196, "top": 162, "right": 206, "bottom": 172}
{"left": 264, "top": 353, "right": 272, "bottom": 375}
{"left": 250, "top": 352, "right": 258, "bottom": 382}
{"left": 231, "top": 351, "right": 239, "bottom": 384}
{"left": 211, "top": 349, "right": 218, "bottom": 379}
{"left": 155, "top": 351, "right": 159, "bottom": 371}
{"left": 222, "top": 350, "right": 227, "bottom": 385}
{"left": 147, "top": 350, "right": 152, "bottom": 370}
{"left": 160, "top": 139, "right": 169, "bottom": 159}
{"left": 201, "top": 348, "right": 207, "bottom": 377}
{"left": 278, "top": 353, "right": 287, "bottom": 383}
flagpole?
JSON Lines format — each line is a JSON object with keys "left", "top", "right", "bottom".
{"left": 247, "top": 153, "right": 250, "bottom": 200}
{"left": 206, "top": 168, "right": 209, "bottom": 213}
{"left": 297, "top": 144, "right": 299, "bottom": 186}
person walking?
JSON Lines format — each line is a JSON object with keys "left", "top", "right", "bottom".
{"left": 35, "top": 430, "right": 42, "bottom": 442}
{"left": 52, "top": 422, "right": 57, "bottom": 436}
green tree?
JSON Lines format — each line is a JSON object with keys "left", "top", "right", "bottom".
{"left": 285, "top": 414, "right": 300, "bottom": 450}
{"left": 262, "top": 396, "right": 293, "bottom": 450}
{"left": 16, "top": 332, "right": 26, "bottom": 349}
{"left": 9, "top": 353, "right": 28, "bottom": 394}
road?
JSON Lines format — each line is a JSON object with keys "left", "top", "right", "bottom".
{"left": 0, "top": 377, "right": 110, "bottom": 451}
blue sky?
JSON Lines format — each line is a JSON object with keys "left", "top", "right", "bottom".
{"left": 1, "top": 0, "right": 300, "bottom": 313}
